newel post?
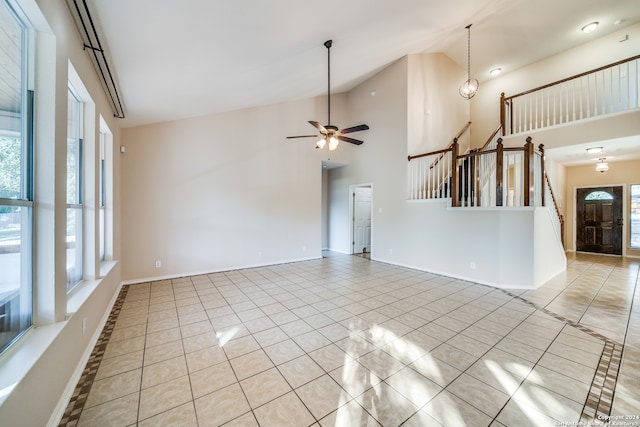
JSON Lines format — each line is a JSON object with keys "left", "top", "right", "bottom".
{"left": 500, "top": 92, "right": 506, "bottom": 136}
{"left": 523, "top": 137, "right": 534, "bottom": 206}
{"left": 539, "top": 144, "right": 545, "bottom": 207}
{"left": 496, "top": 138, "right": 503, "bottom": 206}
{"left": 450, "top": 139, "right": 459, "bottom": 207}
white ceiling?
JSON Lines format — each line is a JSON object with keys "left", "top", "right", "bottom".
{"left": 83, "top": 0, "right": 640, "bottom": 168}
{"left": 86, "top": 0, "right": 640, "bottom": 130}
{"left": 545, "top": 136, "right": 640, "bottom": 166}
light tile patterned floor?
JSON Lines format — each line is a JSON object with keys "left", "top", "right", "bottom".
{"left": 60, "top": 252, "right": 640, "bottom": 426}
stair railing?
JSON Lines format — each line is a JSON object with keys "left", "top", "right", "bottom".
{"left": 544, "top": 170, "right": 565, "bottom": 247}
{"left": 457, "top": 137, "right": 544, "bottom": 207}
{"left": 407, "top": 122, "right": 470, "bottom": 202}
{"left": 409, "top": 132, "right": 546, "bottom": 209}
{"left": 501, "top": 55, "right": 640, "bottom": 135}
{"left": 480, "top": 124, "right": 503, "bottom": 151}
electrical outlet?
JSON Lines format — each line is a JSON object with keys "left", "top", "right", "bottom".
{"left": 155, "top": 260, "right": 161, "bottom": 268}
{"left": 470, "top": 262, "right": 476, "bottom": 270}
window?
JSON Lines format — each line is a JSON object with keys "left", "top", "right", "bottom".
{"left": 99, "top": 130, "right": 106, "bottom": 261}
{"left": 98, "top": 116, "right": 113, "bottom": 265}
{"left": 67, "top": 85, "right": 83, "bottom": 291}
{"left": 631, "top": 185, "right": 640, "bottom": 249}
{"left": 584, "top": 191, "right": 614, "bottom": 201}
{"left": 0, "top": 0, "right": 33, "bottom": 353}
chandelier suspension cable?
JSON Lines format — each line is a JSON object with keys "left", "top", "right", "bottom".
{"left": 466, "top": 24, "right": 471, "bottom": 81}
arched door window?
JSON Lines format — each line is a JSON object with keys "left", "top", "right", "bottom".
{"left": 584, "top": 191, "right": 614, "bottom": 201}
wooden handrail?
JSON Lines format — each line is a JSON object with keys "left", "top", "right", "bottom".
{"left": 479, "top": 124, "right": 503, "bottom": 151}
{"left": 428, "top": 122, "right": 471, "bottom": 169}
{"left": 407, "top": 121, "right": 471, "bottom": 162}
{"left": 454, "top": 121, "right": 472, "bottom": 141}
{"left": 545, "top": 172, "right": 565, "bottom": 247}
{"left": 407, "top": 146, "right": 452, "bottom": 161}
{"left": 504, "top": 54, "right": 640, "bottom": 101}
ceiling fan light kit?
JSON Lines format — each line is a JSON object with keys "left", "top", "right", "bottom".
{"left": 287, "top": 40, "right": 370, "bottom": 151}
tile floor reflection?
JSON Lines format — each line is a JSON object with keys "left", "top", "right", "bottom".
{"left": 60, "top": 252, "right": 640, "bottom": 426}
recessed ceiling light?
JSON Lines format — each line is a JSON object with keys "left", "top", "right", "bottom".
{"left": 582, "top": 22, "right": 599, "bottom": 33}
{"left": 586, "top": 146, "right": 603, "bottom": 154}
{"left": 490, "top": 68, "right": 502, "bottom": 76}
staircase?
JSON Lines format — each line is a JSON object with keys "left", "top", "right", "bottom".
{"left": 407, "top": 55, "right": 639, "bottom": 249}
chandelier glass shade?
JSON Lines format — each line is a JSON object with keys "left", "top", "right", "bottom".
{"left": 596, "top": 158, "right": 609, "bottom": 173}
{"left": 460, "top": 78, "right": 479, "bottom": 99}
{"left": 460, "top": 24, "right": 478, "bottom": 99}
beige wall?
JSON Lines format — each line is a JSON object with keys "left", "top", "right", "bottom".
{"left": 471, "top": 23, "right": 640, "bottom": 148}
{"left": 0, "top": 0, "right": 124, "bottom": 426}
{"left": 120, "top": 95, "right": 349, "bottom": 281}
{"left": 407, "top": 53, "right": 469, "bottom": 155}
{"left": 328, "top": 57, "right": 409, "bottom": 253}
{"left": 565, "top": 159, "right": 640, "bottom": 256}
{"left": 328, "top": 55, "right": 565, "bottom": 287}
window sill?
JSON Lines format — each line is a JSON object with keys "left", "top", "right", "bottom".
{"left": 0, "top": 322, "right": 65, "bottom": 406}
{"left": 66, "top": 260, "right": 117, "bottom": 315}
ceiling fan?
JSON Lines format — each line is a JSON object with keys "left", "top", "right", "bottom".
{"left": 287, "top": 40, "right": 369, "bottom": 151}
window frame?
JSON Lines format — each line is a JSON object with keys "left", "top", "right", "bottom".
{"left": 630, "top": 184, "right": 640, "bottom": 250}
{"left": 66, "top": 84, "right": 84, "bottom": 292}
{"left": 0, "top": 0, "right": 34, "bottom": 354}
{"left": 99, "top": 130, "right": 106, "bottom": 261}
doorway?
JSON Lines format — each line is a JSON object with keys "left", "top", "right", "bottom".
{"left": 576, "top": 186, "right": 623, "bottom": 255}
{"left": 351, "top": 185, "right": 372, "bottom": 255}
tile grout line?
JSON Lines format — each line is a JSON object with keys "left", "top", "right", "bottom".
{"left": 57, "top": 285, "right": 129, "bottom": 427}
{"left": 499, "top": 288, "right": 623, "bottom": 423}
{"left": 57, "top": 254, "right": 629, "bottom": 427}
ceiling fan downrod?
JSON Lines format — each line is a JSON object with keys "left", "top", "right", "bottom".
{"left": 325, "top": 40, "right": 332, "bottom": 126}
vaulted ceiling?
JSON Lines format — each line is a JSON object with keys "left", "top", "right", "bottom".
{"left": 84, "top": 0, "right": 640, "bottom": 129}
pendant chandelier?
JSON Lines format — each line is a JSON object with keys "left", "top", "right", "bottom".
{"left": 596, "top": 158, "right": 609, "bottom": 173}
{"left": 459, "top": 24, "right": 479, "bottom": 99}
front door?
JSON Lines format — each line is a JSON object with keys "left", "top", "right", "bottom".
{"left": 576, "top": 186, "right": 623, "bottom": 255}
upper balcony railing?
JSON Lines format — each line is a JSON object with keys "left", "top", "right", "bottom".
{"left": 407, "top": 130, "right": 564, "bottom": 245}
{"left": 408, "top": 135, "right": 544, "bottom": 207}
{"left": 501, "top": 55, "right": 640, "bottom": 135}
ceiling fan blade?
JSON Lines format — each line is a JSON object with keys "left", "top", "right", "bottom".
{"left": 309, "top": 120, "right": 328, "bottom": 134}
{"left": 286, "top": 135, "right": 319, "bottom": 139}
{"left": 338, "top": 135, "right": 364, "bottom": 145}
{"left": 340, "top": 124, "right": 369, "bottom": 134}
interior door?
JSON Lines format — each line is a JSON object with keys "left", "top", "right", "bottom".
{"left": 576, "top": 186, "right": 623, "bottom": 255}
{"left": 353, "top": 187, "right": 372, "bottom": 254}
